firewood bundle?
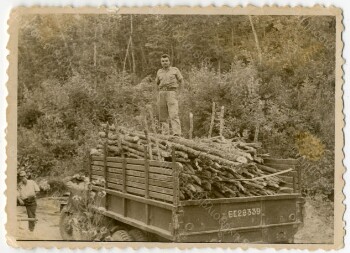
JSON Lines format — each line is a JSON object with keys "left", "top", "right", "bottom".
{"left": 91, "top": 124, "right": 292, "bottom": 200}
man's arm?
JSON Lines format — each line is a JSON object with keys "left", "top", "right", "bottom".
{"left": 155, "top": 70, "right": 161, "bottom": 86}
{"left": 17, "top": 196, "right": 24, "bottom": 205}
{"left": 33, "top": 181, "right": 40, "bottom": 193}
{"left": 175, "top": 68, "right": 184, "bottom": 89}
{"left": 17, "top": 190, "right": 24, "bottom": 205}
{"left": 179, "top": 78, "right": 184, "bottom": 88}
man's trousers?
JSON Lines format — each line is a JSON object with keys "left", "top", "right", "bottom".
{"left": 158, "top": 91, "right": 182, "bottom": 136}
{"left": 24, "top": 197, "right": 37, "bottom": 231}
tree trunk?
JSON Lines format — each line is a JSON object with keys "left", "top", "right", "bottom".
{"left": 208, "top": 102, "right": 216, "bottom": 138}
{"left": 219, "top": 106, "right": 225, "bottom": 137}
{"left": 189, "top": 113, "right": 193, "bottom": 139}
{"left": 122, "top": 37, "right": 131, "bottom": 83}
{"left": 249, "top": 16, "right": 263, "bottom": 141}
{"left": 231, "top": 27, "right": 235, "bottom": 69}
{"left": 130, "top": 15, "right": 136, "bottom": 74}
{"left": 249, "top": 16, "right": 262, "bottom": 65}
{"left": 93, "top": 24, "right": 98, "bottom": 88}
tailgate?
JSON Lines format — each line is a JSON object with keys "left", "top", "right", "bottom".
{"left": 177, "top": 194, "right": 303, "bottom": 242}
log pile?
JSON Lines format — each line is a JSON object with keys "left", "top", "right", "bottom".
{"left": 91, "top": 124, "right": 292, "bottom": 200}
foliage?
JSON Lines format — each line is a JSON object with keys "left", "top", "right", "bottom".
{"left": 300, "top": 151, "right": 334, "bottom": 199}
{"left": 295, "top": 131, "right": 325, "bottom": 161}
{"left": 65, "top": 187, "right": 111, "bottom": 241}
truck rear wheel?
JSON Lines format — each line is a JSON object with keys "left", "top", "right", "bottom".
{"left": 111, "top": 230, "right": 132, "bottom": 241}
{"left": 129, "top": 229, "right": 148, "bottom": 241}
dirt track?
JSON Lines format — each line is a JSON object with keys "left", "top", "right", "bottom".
{"left": 16, "top": 198, "right": 61, "bottom": 240}
{"left": 294, "top": 198, "right": 334, "bottom": 244}
{"left": 17, "top": 198, "right": 333, "bottom": 243}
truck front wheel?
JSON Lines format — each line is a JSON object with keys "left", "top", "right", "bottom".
{"left": 111, "top": 230, "right": 132, "bottom": 241}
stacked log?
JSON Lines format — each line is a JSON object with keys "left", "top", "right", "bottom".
{"left": 91, "top": 125, "right": 292, "bottom": 200}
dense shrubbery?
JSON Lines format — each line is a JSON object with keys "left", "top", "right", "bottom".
{"left": 18, "top": 66, "right": 334, "bottom": 199}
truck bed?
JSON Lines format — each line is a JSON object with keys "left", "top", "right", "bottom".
{"left": 89, "top": 155, "right": 304, "bottom": 242}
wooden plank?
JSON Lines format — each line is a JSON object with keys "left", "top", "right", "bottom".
{"left": 277, "top": 175, "right": 294, "bottom": 183}
{"left": 93, "top": 160, "right": 121, "bottom": 167}
{"left": 279, "top": 182, "right": 293, "bottom": 188}
{"left": 92, "top": 155, "right": 173, "bottom": 168}
{"left": 150, "top": 191, "right": 174, "bottom": 202}
{"left": 107, "top": 167, "right": 123, "bottom": 174}
{"left": 272, "top": 170, "right": 297, "bottom": 177}
{"left": 91, "top": 169, "right": 105, "bottom": 176}
{"left": 91, "top": 175, "right": 104, "bottom": 180}
{"left": 263, "top": 158, "right": 298, "bottom": 165}
{"left": 129, "top": 175, "right": 173, "bottom": 189}
{"left": 105, "top": 173, "right": 173, "bottom": 188}
{"left": 130, "top": 181, "right": 172, "bottom": 195}
{"left": 125, "top": 163, "right": 173, "bottom": 175}
{"left": 110, "top": 168, "right": 173, "bottom": 181}
{"left": 107, "top": 183, "right": 173, "bottom": 202}
{"left": 264, "top": 163, "right": 295, "bottom": 170}
{"left": 92, "top": 161, "right": 173, "bottom": 175}
{"left": 92, "top": 168, "right": 173, "bottom": 183}
{"left": 91, "top": 165, "right": 104, "bottom": 171}
{"left": 107, "top": 177, "right": 123, "bottom": 184}
{"left": 106, "top": 177, "right": 173, "bottom": 195}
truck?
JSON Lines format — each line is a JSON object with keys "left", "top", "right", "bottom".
{"left": 59, "top": 150, "right": 305, "bottom": 243}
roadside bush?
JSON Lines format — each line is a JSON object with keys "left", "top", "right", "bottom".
{"left": 300, "top": 150, "right": 334, "bottom": 200}
{"left": 18, "top": 127, "right": 56, "bottom": 178}
{"left": 179, "top": 63, "right": 260, "bottom": 138}
{"left": 18, "top": 103, "right": 43, "bottom": 128}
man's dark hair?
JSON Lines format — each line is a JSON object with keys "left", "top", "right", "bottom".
{"left": 161, "top": 54, "right": 170, "bottom": 59}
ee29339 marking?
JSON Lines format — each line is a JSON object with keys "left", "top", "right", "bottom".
{"left": 227, "top": 207, "right": 262, "bottom": 219}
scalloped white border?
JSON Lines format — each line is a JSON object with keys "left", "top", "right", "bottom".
{"left": 1, "top": 2, "right": 347, "bottom": 253}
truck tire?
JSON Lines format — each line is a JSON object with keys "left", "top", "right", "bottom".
{"left": 59, "top": 209, "right": 74, "bottom": 240}
{"left": 129, "top": 229, "right": 148, "bottom": 241}
{"left": 111, "top": 230, "right": 132, "bottom": 241}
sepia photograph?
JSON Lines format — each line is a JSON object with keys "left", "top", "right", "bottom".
{"left": 5, "top": 6, "right": 344, "bottom": 249}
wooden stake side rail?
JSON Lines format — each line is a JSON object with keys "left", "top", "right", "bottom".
{"left": 91, "top": 155, "right": 178, "bottom": 203}
{"left": 90, "top": 153, "right": 300, "bottom": 203}
{"left": 265, "top": 158, "right": 301, "bottom": 193}
{"left": 263, "top": 158, "right": 298, "bottom": 165}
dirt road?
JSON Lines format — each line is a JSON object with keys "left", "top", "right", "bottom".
{"left": 294, "top": 198, "right": 334, "bottom": 244}
{"left": 17, "top": 198, "right": 333, "bottom": 242}
{"left": 16, "top": 198, "right": 61, "bottom": 240}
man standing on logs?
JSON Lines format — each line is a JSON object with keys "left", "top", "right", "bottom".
{"left": 155, "top": 54, "right": 184, "bottom": 136}
{"left": 17, "top": 171, "right": 40, "bottom": 232}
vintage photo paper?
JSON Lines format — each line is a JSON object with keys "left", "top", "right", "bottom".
{"left": 6, "top": 6, "right": 344, "bottom": 250}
